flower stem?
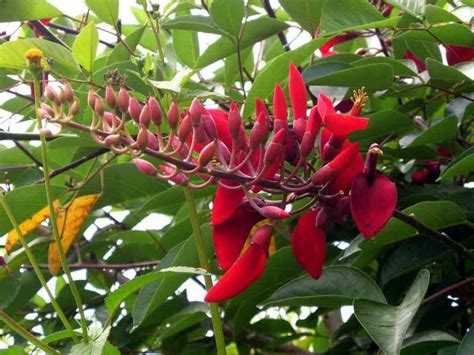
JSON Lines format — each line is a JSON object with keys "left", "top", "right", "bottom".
{"left": 183, "top": 187, "right": 227, "bottom": 355}
{"left": 0, "top": 310, "right": 60, "bottom": 354}
{"left": 0, "top": 192, "right": 78, "bottom": 343}
{"left": 32, "top": 75, "right": 89, "bottom": 342}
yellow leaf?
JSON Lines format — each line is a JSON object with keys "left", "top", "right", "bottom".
{"left": 48, "top": 194, "right": 99, "bottom": 275}
{"left": 6, "top": 201, "right": 59, "bottom": 254}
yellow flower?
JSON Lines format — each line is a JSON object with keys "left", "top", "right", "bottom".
{"left": 25, "top": 48, "right": 46, "bottom": 72}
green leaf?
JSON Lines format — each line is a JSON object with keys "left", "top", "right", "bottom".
{"left": 195, "top": 17, "right": 289, "bottom": 69}
{"left": 401, "top": 331, "right": 460, "bottom": 355}
{"left": 209, "top": 0, "right": 244, "bottom": 36}
{"left": 85, "top": 0, "right": 119, "bottom": 26}
{"left": 0, "top": 39, "right": 80, "bottom": 75}
{"left": 264, "top": 266, "right": 386, "bottom": 308}
{"left": 321, "top": 0, "right": 392, "bottom": 33}
{"left": 0, "top": 346, "right": 27, "bottom": 355}
{"left": 162, "top": 15, "right": 223, "bottom": 34}
{"left": 352, "top": 56, "right": 417, "bottom": 77}
{"left": 427, "top": 58, "right": 471, "bottom": 82}
{"left": 0, "top": 0, "right": 61, "bottom": 22}
{"left": 132, "top": 225, "right": 213, "bottom": 328}
{"left": 440, "top": 147, "right": 474, "bottom": 180}
{"left": 243, "top": 38, "right": 327, "bottom": 118}
{"left": 280, "top": 0, "right": 325, "bottom": 33}
{"left": 105, "top": 266, "right": 207, "bottom": 317}
{"left": 72, "top": 21, "right": 98, "bottom": 73}
{"left": 304, "top": 63, "right": 395, "bottom": 90}
{"left": 385, "top": 0, "right": 426, "bottom": 17}
{"left": 350, "top": 109, "right": 415, "bottom": 141}
{"left": 0, "top": 272, "right": 21, "bottom": 309}
{"left": 425, "top": 5, "right": 461, "bottom": 24}
{"left": 224, "top": 48, "right": 253, "bottom": 88}
{"left": 106, "top": 25, "right": 146, "bottom": 65}
{"left": 172, "top": 29, "right": 199, "bottom": 68}
{"left": 458, "top": 326, "right": 474, "bottom": 355}
{"left": 404, "top": 116, "right": 458, "bottom": 148}
{"left": 354, "top": 270, "right": 430, "bottom": 355}
{"left": 69, "top": 326, "right": 111, "bottom": 355}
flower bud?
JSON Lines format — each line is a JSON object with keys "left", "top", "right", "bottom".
{"left": 69, "top": 98, "right": 80, "bottom": 116}
{"left": 148, "top": 97, "right": 162, "bottom": 127}
{"left": 129, "top": 97, "right": 142, "bottom": 123}
{"left": 105, "top": 86, "right": 116, "bottom": 109}
{"left": 39, "top": 128, "right": 52, "bottom": 137}
{"left": 147, "top": 131, "right": 159, "bottom": 150}
{"left": 300, "top": 132, "right": 316, "bottom": 158}
{"left": 57, "top": 88, "right": 66, "bottom": 104}
{"left": 293, "top": 118, "right": 306, "bottom": 143}
{"left": 167, "top": 101, "right": 179, "bottom": 130}
{"left": 134, "top": 159, "right": 157, "bottom": 176}
{"left": 363, "top": 143, "right": 383, "bottom": 180}
{"left": 104, "top": 134, "right": 121, "bottom": 146}
{"left": 315, "top": 207, "right": 331, "bottom": 229}
{"left": 249, "top": 112, "right": 269, "bottom": 150}
{"left": 274, "top": 118, "right": 288, "bottom": 135}
{"left": 63, "top": 82, "right": 74, "bottom": 103}
{"left": 195, "top": 126, "right": 208, "bottom": 144}
{"left": 198, "top": 141, "right": 216, "bottom": 167}
{"left": 178, "top": 115, "right": 192, "bottom": 142}
{"left": 235, "top": 126, "right": 248, "bottom": 150}
{"left": 139, "top": 103, "right": 151, "bottom": 127}
{"left": 159, "top": 166, "right": 188, "bottom": 186}
{"left": 171, "top": 136, "right": 189, "bottom": 158}
{"left": 263, "top": 130, "right": 285, "bottom": 166}
{"left": 228, "top": 109, "right": 242, "bottom": 140}
{"left": 45, "top": 85, "right": 57, "bottom": 102}
{"left": 216, "top": 140, "right": 231, "bottom": 163}
{"left": 189, "top": 98, "right": 202, "bottom": 127}
{"left": 94, "top": 97, "right": 105, "bottom": 117}
{"left": 251, "top": 224, "right": 273, "bottom": 250}
{"left": 37, "top": 108, "right": 50, "bottom": 120}
{"left": 136, "top": 124, "right": 149, "bottom": 150}
{"left": 260, "top": 206, "right": 290, "bottom": 220}
{"left": 87, "top": 90, "right": 97, "bottom": 109}
{"left": 40, "top": 103, "right": 54, "bottom": 117}
{"left": 202, "top": 114, "right": 217, "bottom": 140}
{"left": 118, "top": 87, "right": 129, "bottom": 113}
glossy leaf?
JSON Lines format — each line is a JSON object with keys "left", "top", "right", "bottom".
{"left": 386, "top": 0, "right": 426, "bottom": 17}
{"left": 72, "top": 21, "right": 98, "bottom": 73}
{"left": 0, "top": 0, "right": 61, "bottom": 22}
{"left": 440, "top": 147, "right": 474, "bottom": 180}
{"left": 85, "top": 0, "right": 119, "bottom": 26}
{"left": 209, "top": 0, "right": 244, "bottom": 36}
{"left": 279, "top": 0, "right": 325, "bottom": 33}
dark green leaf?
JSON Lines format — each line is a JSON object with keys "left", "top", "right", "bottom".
{"left": 403, "top": 116, "right": 458, "bottom": 148}
{"left": 354, "top": 270, "right": 430, "bottom": 355}
{"left": 172, "top": 28, "right": 199, "bottom": 67}
{"left": 401, "top": 330, "right": 460, "bottom": 355}
{"left": 458, "top": 326, "right": 474, "bottom": 355}
{"left": 85, "top": 0, "right": 119, "bottom": 26}
{"left": 0, "top": 0, "right": 61, "bottom": 22}
{"left": 279, "top": 0, "right": 325, "bottom": 33}
{"left": 352, "top": 56, "right": 417, "bottom": 77}
{"left": 209, "top": 0, "right": 244, "bottom": 36}
{"left": 0, "top": 272, "right": 21, "bottom": 309}
{"left": 440, "top": 147, "right": 474, "bottom": 180}
{"left": 427, "top": 59, "right": 471, "bottom": 82}
{"left": 106, "top": 25, "right": 146, "bottom": 65}
{"left": 425, "top": 5, "right": 461, "bottom": 24}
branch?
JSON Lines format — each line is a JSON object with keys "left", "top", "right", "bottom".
{"left": 0, "top": 131, "right": 63, "bottom": 141}
{"left": 423, "top": 277, "right": 474, "bottom": 304}
{"left": 22, "top": 260, "right": 160, "bottom": 270}
{"left": 393, "top": 210, "right": 474, "bottom": 261}
{"left": 261, "top": 0, "right": 290, "bottom": 51}
{"left": 46, "top": 23, "right": 115, "bottom": 48}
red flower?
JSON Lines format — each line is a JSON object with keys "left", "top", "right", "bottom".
{"left": 445, "top": 45, "right": 474, "bottom": 65}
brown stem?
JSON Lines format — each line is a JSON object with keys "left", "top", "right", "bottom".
{"left": 423, "top": 277, "right": 474, "bottom": 304}
{"left": 261, "top": 0, "right": 290, "bottom": 51}
{"left": 22, "top": 260, "right": 160, "bottom": 270}
{"left": 392, "top": 210, "right": 474, "bottom": 261}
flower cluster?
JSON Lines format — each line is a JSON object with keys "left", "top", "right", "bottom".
{"left": 41, "top": 63, "right": 398, "bottom": 303}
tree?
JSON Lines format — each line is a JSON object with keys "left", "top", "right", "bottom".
{"left": 0, "top": 0, "right": 473, "bottom": 354}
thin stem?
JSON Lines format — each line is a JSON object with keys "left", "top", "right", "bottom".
{"left": 0, "top": 193, "right": 78, "bottom": 343}
{"left": 144, "top": 5, "right": 165, "bottom": 62}
{"left": 0, "top": 310, "right": 59, "bottom": 354}
{"left": 423, "top": 277, "right": 474, "bottom": 304}
{"left": 183, "top": 187, "right": 226, "bottom": 355}
{"left": 32, "top": 75, "right": 90, "bottom": 342}
{"left": 22, "top": 260, "right": 161, "bottom": 270}
{"left": 393, "top": 210, "right": 474, "bottom": 261}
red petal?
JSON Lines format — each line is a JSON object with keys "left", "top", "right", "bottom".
{"left": 403, "top": 51, "right": 426, "bottom": 72}
{"left": 205, "top": 243, "right": 267, "bottom": 302}
{"left": 350, "top": 173, "right": 397, "bottom": 239}
{"left": 207, "top": 109, "right": 233, "bottom": 149}
{"left": 446, "top": 45, "right": 474, "bottom": 65}
{"left": 328, "top": 142, "right": 360, "bottom": 173}
{"left": 212, "top": 207, "right": 263, "bottom": 270}
{"left": 319, "top": 128, "right": 332, "bottom": 158}
{"left": 291, "top": 210, "right": 326, "bottom": 279}
{"left": 273, "top": 84, "right": 288, "bottom": 121}
{"left": 328, "top": 152, "right": 364, "bottom": 194}
{"left": 255, "top": 98, "right": 269, "bottom": 119}
{"left": 212, "top": 184, "right": 244, "bottom": 225}
{"left": 317, "top": 93, "right": 335, "bottom": 119}
{"left": 323, "top": 113, "right": 368, "bottom": 138}
{"left": 289, "top": 63, "right": 307, "bottom": 120}
{"left": 307, "top": 106, "right": 322, "bottom": 134}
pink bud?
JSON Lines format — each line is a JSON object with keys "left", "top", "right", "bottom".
{"left": 57, "top": 88, "right": 66, "bottom": 104}
{"left": 167, "top": 101, "right": 179, "bottom": 130}
{"left": 300, "top": 132, "right": 316, "bottom": 158}
{"left": 45, "top": 85, "right": 57, "bottom": 102}
{"left": 171, "top": 136, "right": 189, "bottom": 158}
{"left": 195, "top": 126, "right": 208, "bottom": 144}
{"left": 228, "top": 109, "right": 242, "bottom": 140}
{"left": 148, "top": 97, "right": 162, "bottom": 127}
{"left": 87, "top": 90, "right": 97, "bottom": 109}
{"left": 139, "top": 103, "right": 151, "bottom": 127}
{"left": 235, "top": 126, "right": 248, "bottom": 150}
{"left": 190, "top": 98, "right": 202, "bottom": 127}
{"left": 251, "top": 224, "right": 273, "bottom": 250}
{"left": 178, "top": 115, "right": 192, "bottom": 142}
{"left": 198, "top": 141, "right": 216, "bottom": 167}
{"left": 39, "top": 128, "right": 52, "bottom": 137}
{"left": 134, "top": 159, "right": 157, "bottom": 176}
{"left": 159, "top": 166, "right": 188, "bottom": 186}
{"left": 105, "top": 86, "right": 116, "bottom": 109}
{"left": 118, "top": 87, "right": 129, "bottom": 113}
{"left": 63, "top": 82, "right": 74, "bottom": 103}
{"left": 216, "top": 140, "right": 231, "bottom": 163}
{"left": 104, "top": 134, "right": 121, "bottom": 146}
{"left": 147, "top": 131, "right": 159, "bottom": 150}
{"left": 103, "top": 112, "right": 114, "bottom": 127}
{"left": 69, "top": 99, "right": 80, "bottom": 116}
{"left": 250, "top": 112, "right": 269, "bottom": 150}
{"left": 202, "top": 114, "right": 217, "bottom": 140}
{"left": 129, "top": 97, "right": 142, "bottom": 123}
{"left": 94, "top": 97, "right": 105, "bottom": 117}
{"left": 274, "top": 118, "right": 288, "bottom": 135}
{"left": 40, "top": 103, "right": 54, "bottom": 117}
{"left": 37, "top": 108, "right": 50, "bottom": 120}
{"left": 260, "top": 206, "right": 290, "bottom": 220}
{"left": 136, "top": 124, "right": 149, "bottom": 150}
{"left": 293, "top": 118, "right": 306, "bottom": 143}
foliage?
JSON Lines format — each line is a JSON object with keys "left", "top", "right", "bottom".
{"left": 0, "top": 0, "right": 473, "bottom": 354}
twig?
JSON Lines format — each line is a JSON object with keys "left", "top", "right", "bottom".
{"left": 22, "top": 261, "right": 161, "bottom": 270}
{"left": 393, "top": 210, "right": 474, "bottom": 261}
{"left": 261, "top": 0, "right": 290, "bottom": 51}
{"left": 0, "top": 131, "right": 65, "bottom": 141}
{"left": 423, "top": 277, "right": 474, "bottom": 304}
{"left": 46, "top": 23, "right": 114, "bottom": 48}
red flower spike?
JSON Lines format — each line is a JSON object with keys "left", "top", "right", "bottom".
{"left": 289, "top": 63, "right": 307, "bottom": 120}
{"left": 212, "top": 185, "right": 244, "bottom": 226}
{"left": 228, "top": 109, "right": 242, "bottom": 140}
{"left": 212, "top": 205, "right": 263, "bottom": 270}
{"left": 205, "top": 242, "right": 268, "bottom": 302}
{"left": 291, "top": 210, "right": 326, "bottom": 279}
{"left": 260, "top": 206, "right": 290, "bottom": 220}
{"left": 273, "top": 84, "right": 288, "bottom": 121}
{"left": 350, "top": 173, "right": 397, "bottom": 239}
{"left": 323, "top": 113, "right": 368, "bottom": 138}
{"left": 446, "top": 45, "right": 474, "bottom": 65}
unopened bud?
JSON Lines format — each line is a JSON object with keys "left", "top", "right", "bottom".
{"left": 129, "top": 97, "right": 142, "bottom": 123}
{"left": 63, "top": 82, "right": 74, "bottom": 103}
{"left": 189, "top": 98, "right": 202, "bottom": 127}
{"left": 39, "top": 128, "right": 52, "bottom": 137}
{"left": 293, "top": 118, "right": 306, "bottom": 143}
{"left": 104, "top": 134, "right": 121, "bottom": 146}
{"left": 300, "top": 132, "right": 316, "bottom": 158}
{"left": 69, "top": 98, "right": 80, "bottom": 116}
{"left": 315, "top": 207, "right": 330, "bottom": 229}
{"left": 45, "top": 85, "right": 57, "bottom": 102}
{"left": 105, "top": 86, "right": 117, "bottom": 109}
{"left": 57, "top": 88, "right": 66, "bottom": 104}
{"left": 37, "top": 108, "right": 51, "bottom": 120}
{"left": 136, "top": 124, "right": 149, "bottom": 150}
{"left": 251, "top": 224, "right": 273, "bottom": 250}
{"left": 148, "top": 97, "right": 162, "bottom": 127}
{"left": 311, "top": 165, "right": 338, "bottom": 186}
{"left": 198, "top": 141, "right": 216, "bottom": 167}
{"left": 260, "top": 206, "right": 290, "bottom": 220}
{"left": 202, "top": 115, "right": 217, "bottom": 140}
{"left": 178, "top": 115, "right": 192, "bottom": 142}
{"left": 216, "top": 140, "right": 231, "bottom": 163}
{"left": 134, "top": 159, "right": 157, "bottom": 176}
{"left": 159, "top": 166, "right": 188, "bottom": 186}
{"left": 118, "top": 87, "right": 129, "bottom": 113}
{"left": 40, "top": 103, "right": 54, "bottom": 117}
{"left": 139, "top": 104, "right": 151, "bottom": 127}
{"left": 263, "top": 130, "right": 286, "bottom": 166}
{"left": 167, "top": 101, "right": 179, "bottom": 130}
{"left": 94, "top": 97, "right": 105, "bottom": 117}
{"left": 147, "top": 131, "right": 159, "bottom": 150}
{"left": 274, "top": 118, "right": 288, "bottom": 134}
{"left": 87, "top": 90, "right": 97, "bottom": 109}
{"left": 195, "top": 126, "right": 208, "bottom": 144}
{"left": 249, "top": 112, "right": 269, "bottom": 150}
{"left": 228, "top": 109, "right": 242, "bottom": 140}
